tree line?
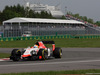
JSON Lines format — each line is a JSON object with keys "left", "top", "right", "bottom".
{"left": 67, "top": 12, "right": 100, "bottom": 26}
{"left": 0, "top": 4, "right": 55, "bottom": 25}
{"left": 0, "top": 4, "right": 100, "bottom": 26}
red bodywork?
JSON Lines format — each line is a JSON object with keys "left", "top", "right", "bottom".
{"left": 22, "top": 41, "right": 55, "bottom": 59}
{"left": 38, "top": 41, "right": 55, "bottom": 59}
{"left": 52, "top": 44, "right": 55, "bottom": 51}
{"left": 38, "top": 42, "right": 46, "bottom": 49}
{"left": 38, "top": 41, "right": 55, "bottom": 51}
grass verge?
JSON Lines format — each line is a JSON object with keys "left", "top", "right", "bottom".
{"left": 0, "top": 38, "right": 100, "bottom": 48}
{"left": 1, "top": 38, "right": 100, "bottom": 58}
{"left": 1, "top": 69, "right": 100, "bottom": 75}
{"left": 0, "top": 53, "right": 10, "bottom": 58}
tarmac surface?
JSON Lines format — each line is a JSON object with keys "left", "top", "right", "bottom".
{"left": 0, "top": 48, "right": 100, "bottom": 74}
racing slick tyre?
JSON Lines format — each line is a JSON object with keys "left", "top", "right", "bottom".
{"left": 38, "top": 49, "right": 48, "bottom": 60}
{"left": 53, "top": 47, "right": 62, "bottom": 58}
{"left": 10, "top": 49, "right": 21, "bottom": 61}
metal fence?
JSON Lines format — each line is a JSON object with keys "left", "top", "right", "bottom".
{"left": 3, "top": 23, "right": 88, "bottom": 37}
{"left": 3, "top": 26, "right": 100, "bottom": 37}
{"left": 1, "top": 21, "right": 100, "bottom": 38}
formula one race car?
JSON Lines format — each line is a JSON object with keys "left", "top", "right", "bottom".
{"left": 10, "top": 41, "right": 62, "bottom": 61}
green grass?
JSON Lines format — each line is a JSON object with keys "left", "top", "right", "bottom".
{"left": 1, "top": 38, "right": 100, "bottom": 58}
{"left": 0, "top": 39, "right": 100, "bottom": 74}
{"left": 1, "top": 69, "right": 100, "bottom": 75}
{"left": 0, "top": 53, "right": 10, "bottom": 58}
{"left": 0, "top": 38, "right": 100, "bottom": 48}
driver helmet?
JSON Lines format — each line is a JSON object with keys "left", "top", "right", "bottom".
{"left": 34, "top": 45, "right": 38, "bottom": 48}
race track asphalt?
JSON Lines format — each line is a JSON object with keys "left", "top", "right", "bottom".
{"left": 0, "top": 48, "right": 100, "bottom": 74}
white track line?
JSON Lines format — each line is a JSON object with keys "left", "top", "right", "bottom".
{"left": 1, "top": 59, "right": 100, "bottom": 67}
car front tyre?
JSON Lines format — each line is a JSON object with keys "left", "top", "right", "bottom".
{"left": 10, "top": 49, "right": 21, "bottom": 61}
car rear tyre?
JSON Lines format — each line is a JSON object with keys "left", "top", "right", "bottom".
{"left": 53, "top": 47, "right": 62, "bottom": 58}
{"left": 38, "top": 49, "right": 48, "bottom": 60}
{"left": 10, "top": 49, "right": 21, "bottom": 61}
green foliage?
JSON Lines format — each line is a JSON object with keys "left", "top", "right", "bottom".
{"left": 74, "top": 13, "right": 80, "bottom": 18}
{"left": 0, "top": 4, "right": 25, "bottom": 22}
{"left": 67, "top": 11, "right": 95, "bottom": 24}
{"left": 1, "top": 38, "right": 100, "bottom": 48}
{"left": 60, "top": 16, "right": 66, "bottom": 19}
{"left": 1, "top": 69, "right": 100, "bottom": 75}
{"left": 0, "top": 4, "right": 54, "bottom": 24}
{"left": 67, "top": 11, "right": 100, "bottom": 26}
{"left": 95, "top": 21, "right": 100, "bottom": 26}
{"left": 0, "top": 53, "right": 10, "bottom": 58}
{"left": 88, "top": 18, "right": 94, "bottom": 24}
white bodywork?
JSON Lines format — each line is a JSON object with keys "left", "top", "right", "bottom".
{"left": 22, "top": 47, "right": 51, "bottom": 57}
{"left": 23, "top": 47, "right": 39, "bottom": 56}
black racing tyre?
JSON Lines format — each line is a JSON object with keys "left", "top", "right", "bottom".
{"left": 10, "top": 49, "right": 21, "bottom": 61}
{"left": 38, "top": 49, "right": 48, "bottom": 60}
{"left": 53, "top": 47, "right": 62, "bottom": 58}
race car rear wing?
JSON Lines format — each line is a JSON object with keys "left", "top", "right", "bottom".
{"left": 35, "top": 41, "right": 55, "bottom": 51}
{"left": 42, "top": 41, "right": 55, "bottom": 51}
{"left": 42, "top": 41, "right": 55, "bottom": 44}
